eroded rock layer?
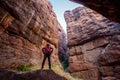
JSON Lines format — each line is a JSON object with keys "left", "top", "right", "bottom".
{"left": 0, "top": 0, "right": 60, "bottom": 69}
{"left": 64, "top": 7, "right": 120, "bottom": 80}
{"left": 70, "top": 0, "right": 120, "bottom": 23}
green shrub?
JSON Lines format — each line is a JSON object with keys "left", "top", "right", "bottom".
{"left": 16, "top": 64, "right": 32, "bottom": 72}
{"left": 61, "top": 61, "right": 68, "bottom": 70}
{"left": 61, "top": 55, "right": 69, "bottom": 70}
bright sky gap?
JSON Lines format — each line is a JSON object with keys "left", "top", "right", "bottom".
{"left": 49, "top": 0, "right": 83, "bottom": 33}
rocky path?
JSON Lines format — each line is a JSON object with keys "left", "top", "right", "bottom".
{"left": 0, "top": 69, "right": 67, "bottom": 80}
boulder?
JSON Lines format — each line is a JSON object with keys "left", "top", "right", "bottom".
{"left": 0, "top": 69, "right": 67, "bottom": 80}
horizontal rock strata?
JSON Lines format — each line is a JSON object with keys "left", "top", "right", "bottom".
{"left": 0, "top": 0, "right": 61, "bottom": 69}
{"left": 64, "top": 7, "right": 120, "bottom": 80}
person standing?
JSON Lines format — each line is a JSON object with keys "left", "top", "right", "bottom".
{"left": 41, "top": 44, "right": 53, "bottom": 69}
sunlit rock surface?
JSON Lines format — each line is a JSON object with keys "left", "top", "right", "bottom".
{"left": 64, "top": 7, "right": 120, "bottom": 80}
{"left": 0, "top": 0, "right": 62, "bottom": 69}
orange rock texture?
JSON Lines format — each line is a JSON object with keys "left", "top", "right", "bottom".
{"left": 64, "top": 7, "right": 120, "bottom": 80}
{"left": 0, "top": 0, "right": 63, "bottom": 69}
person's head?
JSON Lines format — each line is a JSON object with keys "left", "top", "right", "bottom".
{"left": 46, "top": 43, "right": 50, "bottom": 47}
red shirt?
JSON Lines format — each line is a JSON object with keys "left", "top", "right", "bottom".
{"left": 42, "top": 46, "right": 53, "bottom": 54}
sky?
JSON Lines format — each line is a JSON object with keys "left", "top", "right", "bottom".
{"left": 49, "top": 0, "right": 83, "bottom": 33}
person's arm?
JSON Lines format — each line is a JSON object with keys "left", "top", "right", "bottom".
{"left": 50, "top": 48, "right": 53, "bottom": 54}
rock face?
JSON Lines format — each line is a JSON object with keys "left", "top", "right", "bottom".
{"left": 0, "top": 69, "right": 67, "bottom": 80}
{"left": 58, "top": 24, "right": 68, "bottom": 62}
{"left": 70, "top": 0, "right": 120, "bottom": 23}
{"left": 64, "top": 7, "right": 120, "bottom": 80}
{"left": 0, "top": 0, "right": 61, "bottom": 69}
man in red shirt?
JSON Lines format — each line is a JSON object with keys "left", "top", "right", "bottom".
{"left": 41, "top": 44, "right": 53, "bottom": 69}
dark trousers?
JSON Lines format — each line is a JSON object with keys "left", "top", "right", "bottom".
{"left": 41, "top": 54, "right": 51, "bottom": 69}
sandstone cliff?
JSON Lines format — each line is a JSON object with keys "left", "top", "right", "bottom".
{"left": 70, "top": 0, "right": 120, "bottom": 23}
{"left": 0, "top": 0, "right": 61, "bottom": 70}
{"left": 64, "top": 7, "right": 120, "bottom": 80}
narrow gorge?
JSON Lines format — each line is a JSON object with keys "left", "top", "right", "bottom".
{"left": 0, "top": 0, "right": 120, "bottom": 80}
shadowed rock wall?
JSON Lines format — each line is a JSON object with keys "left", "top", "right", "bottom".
{"left": 70, "top": 0, "right": 120, "bottom": 23}
{"left": 0, "top": 0, "right": 61, "bottom": 69}
{"left": 58, "top": 24, "right": 68, "bottom": 62}
{"left": 64, "top": 7, "right": 120, "bottom": 80}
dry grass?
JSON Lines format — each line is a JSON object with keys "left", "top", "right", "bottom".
{"left": 51, "top": 64, "right": 83, "bottom": 80}
{"left": 16, "top": 64, "right": 83, "bottom": 80}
